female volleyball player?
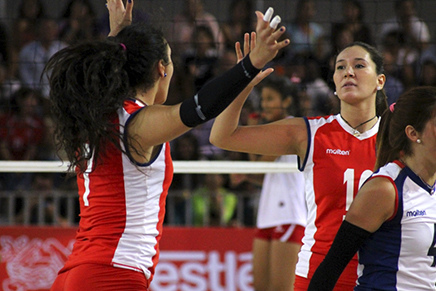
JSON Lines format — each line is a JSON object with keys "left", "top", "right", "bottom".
{"left": 47, "top": 0, "right": 289, "bottom": 290}
{"left": 210, "top": 41, "right": 388, "bottom": 290}
{"left": 309, "top": 86, "right": 436, "bottom": 290}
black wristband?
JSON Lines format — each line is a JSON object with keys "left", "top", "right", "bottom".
{"left": 307, "top": 220, "right": 372, "bottom": 291}
{"left": 179, "top": 55, "right": 261, "bottom": 127}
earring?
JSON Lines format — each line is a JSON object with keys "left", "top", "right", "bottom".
{"left": 334, "top": 91, "right": 337, "bottom": 95}
{"left": 417, "top": 139, "right": 422, "bottom": 144}
{"left": 377, "top": 86, "right": 381, "bottom": 90}
{"left": 164, "top": 73, "right": 167, "bottom": 77}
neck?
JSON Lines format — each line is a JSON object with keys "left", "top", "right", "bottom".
{"left": 340, "top": 112, "right": 378, "bottom": 136}
{"left": 402, "top": 156, "right": 436, "bottom": 187}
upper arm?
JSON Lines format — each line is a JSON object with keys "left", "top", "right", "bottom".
{"left": 213, "top": 117, "right": 308, "bottom": 159}
{"left": 345, "top": 177, "right": 397, "bottom": 233}
{"left": 127, "top": 104, "right": 191, "bottom": 159}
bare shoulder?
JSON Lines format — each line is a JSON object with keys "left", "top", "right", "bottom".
{"left": 346, "top": 176, "right": 397, "bottom": 232}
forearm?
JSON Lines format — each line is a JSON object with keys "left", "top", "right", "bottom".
{"left": 308, "top": 220, "right": 371, "bottom": 291}
{"left": 209, "top": 83, "right": 253, "bottom": 149}
{"left": 180, "top": 55, "right": 259, "bottom": 128}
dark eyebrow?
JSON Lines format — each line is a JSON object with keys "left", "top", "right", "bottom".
{"left": 336, "top": 57, "right": 368, "bottom": 64}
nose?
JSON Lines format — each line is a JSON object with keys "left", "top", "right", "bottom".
{"left": 344, "top": 66, "right": 354, "bottom": 77}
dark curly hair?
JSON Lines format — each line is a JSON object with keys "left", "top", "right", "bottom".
{"left": 44, "top": 23, "right": 170, "bottom": 173}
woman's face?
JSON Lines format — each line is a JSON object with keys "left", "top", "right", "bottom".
{"left": 416, "top": 115, "right": 436, "bottom": 167}
{"left": 333, "top": 45, "right": 384, "bottom": 106}
{"left": 260, "top": 87, "right": 290, "bottom": 122}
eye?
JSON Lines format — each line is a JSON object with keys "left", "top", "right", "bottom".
{"left": 336, "top": 65, "right": 345, "bottom": 70}
{"left": 355, "top": 64, "right": 365, "bottom": 68}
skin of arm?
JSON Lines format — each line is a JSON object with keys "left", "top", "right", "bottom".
{"left": 345, "top": 176, "right": 397, "bottom": 233}
{"left": 209, "top": 34, "right": 307, "bottom": 160}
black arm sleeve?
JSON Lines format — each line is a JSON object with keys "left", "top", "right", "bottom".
{"left": 179, "top": 54, "right": 261, "bottom": 127}
{"left": 307, "top": 220, "right": 372, "bottom": 291}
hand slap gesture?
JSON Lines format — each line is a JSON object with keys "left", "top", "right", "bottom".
{"left": 236, "top": 32, "right": 274, "bottom": 88}
{"left": 247, "top": 7, "right": 289, "bottom": 69}
{"left": 107, "top": 0, "right": 134, "bottom": 37}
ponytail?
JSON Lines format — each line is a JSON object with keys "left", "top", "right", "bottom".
{"left": 45, "top": 40, "right": 130, "bottom": 172}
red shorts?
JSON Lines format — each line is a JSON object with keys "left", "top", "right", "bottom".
{"left": 255, "top": 224, "right": 305, "bottom": 244}
{"left": 50, "top": 264, "right": 150, "bottom": 291}
{"left": 294, "top": 275, "right": 354, "bottom": 291}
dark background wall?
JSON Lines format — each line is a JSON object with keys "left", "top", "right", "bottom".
{"left": 1, "top": 0, "right": 435, "bottom": 46}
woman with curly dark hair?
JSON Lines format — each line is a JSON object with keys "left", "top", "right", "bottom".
{"left": 47, "top": 1, "right": 289, "bottom": 290}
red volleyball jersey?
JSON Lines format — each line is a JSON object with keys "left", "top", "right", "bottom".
{"left": 59, "top": 99, "right": 173, "bottom": 282}
{"left": 295, "top": 114, "right": 378, "bottom": 286}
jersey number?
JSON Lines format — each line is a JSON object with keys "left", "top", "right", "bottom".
{"left": 428, "top": 224, "right": 436, "bottom": 267}
{"left": 343, "top": 169, "right": 373, "bottom": 213}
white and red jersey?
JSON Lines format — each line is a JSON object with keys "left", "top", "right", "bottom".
{"left": 60, "top": 99, "right": 173, "bottom": 282}
{"left": 256, "top": 154, "right": 306, "bottom": 229}
{"left": 295, "top": 114, "right": 378, "bottom": 285}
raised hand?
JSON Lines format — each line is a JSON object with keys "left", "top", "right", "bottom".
{"left": 107, "top": 0, "right": 134, "bottom": 37}
{"left": 236, "top": 31, "right": 274, "bottom": 87}
{"left": 248, "top": 7, "right": 289, "bottom": 69}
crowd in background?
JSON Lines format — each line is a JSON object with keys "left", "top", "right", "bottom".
{"left": 0, "top": 0, "right": 435, "bottom": 227}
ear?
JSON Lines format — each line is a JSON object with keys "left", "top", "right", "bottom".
{"left": 282, "top": 96, "right": 293, "bottom": 109}
{"left": 405, "top": 125, "right": 419, "bottom": 143}
{"left": 377, "top": 74, "right": 386, "bottom": 90}
{"left": 157, "top": 60, "right": 166, "bottom": 78}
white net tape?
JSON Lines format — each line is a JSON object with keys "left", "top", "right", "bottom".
{"left": 0, "top": 161, "right": 299, "bottom": 173}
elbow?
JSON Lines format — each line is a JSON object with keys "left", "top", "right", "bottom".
{"left": 209, "top": 133, "right": 220, "bottom": 148}
{"left": 209, "top": 130, "right": 228, "bottom": 149}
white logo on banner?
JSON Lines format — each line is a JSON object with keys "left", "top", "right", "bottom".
{"left": 0, "top": 235, "right": 74, "bottom": 291}
{"left": 151, "top": 251, "right": 253, "bottom": 291}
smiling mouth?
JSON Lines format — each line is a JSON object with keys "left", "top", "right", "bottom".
{"left": 342, "top": 84, "right": 356, "bottom": 88}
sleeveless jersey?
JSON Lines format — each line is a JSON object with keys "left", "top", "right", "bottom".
{"left": 295, "top": 114, "right": 379, "bottom": 286}
{"left": 59, "top": 99, "right": 173, "bottom": 282}
{"left": 356, "top": 161, "right": 436, "bottom": 290}
{"left": 256, "top": 154, "right": 306, "bottom": 229}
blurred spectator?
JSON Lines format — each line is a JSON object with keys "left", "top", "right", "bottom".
{"left": 10, "top": 0, "right": 47, "bottom": 78}
{"left": 181, "top": 25, "right": 219, "bottom": 93}
{"left": 15, "top": 173, "right": 70, "bottom": 226}
{"left": 284, "top": 0, "right": 326, "bottom": 62}
{"left": 59, "top": 0, "right": 99, "bottom": 45}
{"left": 11, "top": 0, "right": 47, "bottom": 51}
{"left": 0, "top": 60, "right": 22, "bottom": 114}
{"left": 378, "top": 0, "right": 430, "bottom": 52}
{"left": 331, "top": 0, "right": 373, "bottom": 46}
{"left": 286, "top": 54, "right": 336, "bottom": 116}
{"left": 18, "top": 17, "right": 68, "bottom": 98}
{"left": 169, "top": 0, "right": 224, "bottom": 57}
{"left": 168, "top": 132, "right": 202, "bottom": 225}
{"left": 191, "top": 119, "right": 226, "bottom": 159}
{"left": 171, "top": 132, "right": 202, "bottom": 190}
{"left": 221, "top": 0, "right": 255, "bottom": 50}
{"left": 0, "top": 88, "right": 45, "bottom": 190}
{"left": 382, "top": 51, "right": 405, "bottom": 105}
{"left": 191, "top": 173, "right": 238, "bottom": 227}
{"left": 416, "top": 44, "right": 436, "bottom": 80}
{"left": 380, "top": 30, "right": 418, "bottom": 90}
{"left": 418, "top": 58, "right": 436, "bottom": 87}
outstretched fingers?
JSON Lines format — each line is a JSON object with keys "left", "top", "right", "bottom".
{"left": 249, "top": 9, "right": 289, "bottom": 69}
{"left": 235, "top": 32, "right": 257, "bottom": 64}
{"left": 107, "top": 0, "right": 134, "bottom": 37}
